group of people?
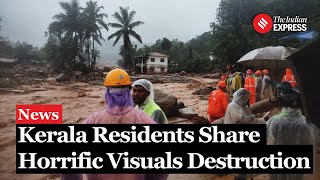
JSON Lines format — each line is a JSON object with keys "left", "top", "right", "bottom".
{"left": 207, "top": 68, "right": 318, "bottom": 180}
{"left": 225, "top": 69, "right": 274, "bottom": 104}
{"left": 61, "top": 67, "right": 316, "bottom": 180}
{"left": 226, "top": 67, "right": 297, "bottom": 103}
{"left": 208, "top": 67, "right": 298, "bottom": 123}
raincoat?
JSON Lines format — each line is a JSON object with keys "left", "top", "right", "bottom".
{"left": 132, "top": 79, "right": 168, "bottom": 124}
{"left": 282, "top": 68, "right": 297, "bottom": 88}
{"left": 267, "top": 107, "right": 319, "bottom": 180}
{"left": 231, "top": 72, "right": 242, "bottom": 94}
{"left": 244, "top": 75, "right": 256, "bottom": 105}
{"left": 61, "top": 88, "right": 169, "bottom": 180}
{"left": 207, "top": 88, "right": 228, "bottom": 122}
{"left": 255, "top": 76, "right": 263, "bottom": 102}
{"left": 224, "top": 88, "right": 265, "bottom": 124}
{"left": 261, "top": 74, "right": 273, "bottom": 100}
{"left": 226, "top": 75, "right": 233, "bottom": 95}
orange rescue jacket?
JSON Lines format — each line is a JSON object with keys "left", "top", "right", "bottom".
{"left": 282, "top": 68, "right": 297, "bottom": 88}
{"left": 207, "top": 89, "right": 228, "bottom": 119}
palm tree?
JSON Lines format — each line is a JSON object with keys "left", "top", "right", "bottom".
{"left": 83, "top": 1, "right": 108, "bottom": 68}
{"left": 48, "top": 0, "right": 83, "bottom": 66}
{"left": 108, "top": 6, "right": 144, "bottom": 70}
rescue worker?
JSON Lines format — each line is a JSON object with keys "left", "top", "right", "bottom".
{"left": 132, "top": 79, "right": 168, "bottom": 124}
{"left": 282, "top": 68, "right": 297, "bottom": 88}
{"left": 226, "top": 73, "right": 234, "bottom": 96}
{"left": 61, "top": 68, "right": 169, "bottom": 180}
{"left": 231, "top": 72, "right": 242, "bottom": 95}
{"left": 254, "top": 70, "right": 263, "bottom": 102}
{"left": 261, "top": 69, "right": 273, "bottom": 100}
{"left": 266, "top": 84, "right": 319, "bottom": 180}
{"left": 224, "top": 88, "right": 266, "bottom": 124}
{"left": 207, "top": 81, "right": 228, "bottom": 123}
{"left": 244, "top": 69, "right": 255, "bottom": 105}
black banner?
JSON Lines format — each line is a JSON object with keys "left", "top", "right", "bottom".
{"left": 16, "top": 124, "right": 313, "bottom": 174}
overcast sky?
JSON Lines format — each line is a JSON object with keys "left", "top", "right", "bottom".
{"left": 0, "top": 0, "right": 220, "bottom": 65}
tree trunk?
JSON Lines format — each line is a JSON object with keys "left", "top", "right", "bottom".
{"left": 72, "top": 32, "right": 77, "bottom": 71}
{"left": 91, "top": 35, "right": 95, "bottom": 69}
{"left": 126, "top": 48, "right": 131, "bottom": 70}
{"left": 88, "top": 40, "right": 90, "bottom": 68}
{"left": 250, "top": 97, "right": 279, "bottom": 114}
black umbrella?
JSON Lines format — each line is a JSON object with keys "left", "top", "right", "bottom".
{"left": 287, "top": 37, "right": 320, "bottom": 128}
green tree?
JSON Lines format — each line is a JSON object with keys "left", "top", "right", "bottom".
{"left": 45, "top": 0, "right": 109, "bottom": 72}
{"left": 210, "top": 0, "right": 320, "bottom": 69}
{"left": 48, "top": 0, "right": 83, "bottom": 69}
{"left": 108, "top": 6, "right": 144, "bottom": 70}
{"left": 161, "top": 38, "right": 172, "bottom": 54}
{"left": 83, "top": 0, "right": 108, "bottom": 69}
{"left": 210, "top": 0, "right": 265, "bottom": 66}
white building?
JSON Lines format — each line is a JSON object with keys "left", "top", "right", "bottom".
{"left": 135, "top": 52, "right": 168, "bottom": 74}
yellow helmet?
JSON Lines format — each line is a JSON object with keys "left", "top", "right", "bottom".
{"left": 103, "top": 68, "right": 132, "bottom": 87}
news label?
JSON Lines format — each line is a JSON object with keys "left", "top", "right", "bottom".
{"left": 16, "top": 104, "right": 62, "bottom": 124}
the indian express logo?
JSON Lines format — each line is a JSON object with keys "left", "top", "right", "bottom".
{"left": 253, "top": 13, "right": 307, "bottom": 34}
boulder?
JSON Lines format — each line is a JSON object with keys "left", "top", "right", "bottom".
{"left": 193, "top": 87, "right": 215, "bottom": 95}
{"left": 179, "top": 71, "right": 187, "bottom": 76}
{"left": 55, "top": 73, "right": 72, "bottom": 82}
{"left": 154, "top": 89, "right": 179, "bottom": 117}
{"left": 178, "top": 107, "right": 198, "bottom": 120}
{"left": 177, "top": 101, "right": 185, "bottom": 109}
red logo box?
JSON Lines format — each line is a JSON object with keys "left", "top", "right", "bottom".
{"left": 16, "top": 104, "right": 62, "bottom": 124}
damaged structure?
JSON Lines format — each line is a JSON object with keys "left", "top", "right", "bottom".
{"left": 135, "top": 52, "right": 168, "bottom": 74}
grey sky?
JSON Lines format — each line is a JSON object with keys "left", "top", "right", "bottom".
{"left": 0, "top": 0, "right": 220, "bottom": 65}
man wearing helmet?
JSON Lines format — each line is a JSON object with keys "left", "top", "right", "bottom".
{"left": 207, "top": 81, "right": 228, "bottom": 123}
{"left": 84, "top": 68, "right": 157, "bottom": 125}
{"left": 61, "top": 68, "right": 168, "bottom": 180}
{"left": 244, "top": 69, "right": 256, "bottom": 105}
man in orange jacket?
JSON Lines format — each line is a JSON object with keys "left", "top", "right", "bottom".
{"left": 244, "top": 69, "right": 256, "bottom": 105}
{"left": 207, "top": 81, "right": 228, "bottom": 122}
{"left": 282, "top": 68, "right": 297, "bottom": 88}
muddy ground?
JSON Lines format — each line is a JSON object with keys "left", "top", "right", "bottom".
{"left": 0, "top": 74, "right": 319, "bottom": 180}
